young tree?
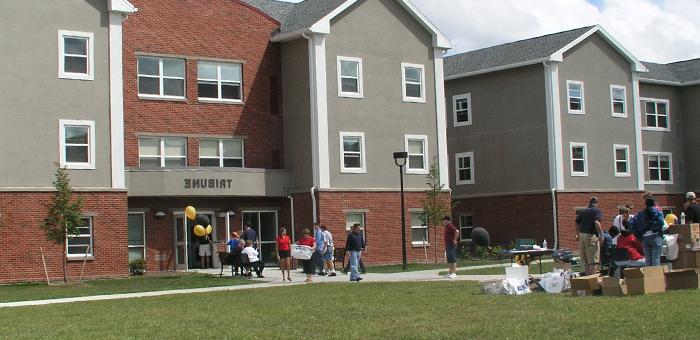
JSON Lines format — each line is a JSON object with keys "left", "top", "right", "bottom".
{"left": 422, "top": 160, "right": 451, "bottom": 263}
{"left": 41, "top": 165, "right": 84, "bottom": 283}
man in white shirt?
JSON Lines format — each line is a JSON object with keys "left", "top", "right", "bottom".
{"left": 321, "top": 225, "right": 336, "bottom": 276}
{"left": 611, "top": 206, "right": 631, "bottom": 245}
{"left": 241, "top": 240, "right": 265, "bottom": 278}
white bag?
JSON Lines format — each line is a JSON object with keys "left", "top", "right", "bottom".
{"left": 502, "top": 278, "right": 531, "bottom": 295}
{"left": 291, "top": 244, "right": 313, "bottom": 260}
{"left": 663, "top": 234, "right": 679, "bottom": 261}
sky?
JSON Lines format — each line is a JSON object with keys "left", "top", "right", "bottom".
{"left": 282, "top": 0, "right": 700, "bottom": 63}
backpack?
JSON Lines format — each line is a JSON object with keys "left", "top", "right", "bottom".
{"left": 642, "top": 209, "right": 664, "bottom": 235}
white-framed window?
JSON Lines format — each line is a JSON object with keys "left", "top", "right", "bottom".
{"left": 566, "top": 80, "right": 585, "bottom": 114}
{"left": 410, "top": 211, "right": 428, "bottom": 245}
{"left": 59, "top": 119, "right": 96, "bottom": 170}
{"left": 58, "top": 30, "right": 94, "bottom": 80}
{"left": 199, "top": 139, "right": 244, "bottom": 167}
{"left": 453, "top": 93, "right": 472, "bottom": 127}
{"left": 610, "top": 85, "right": 627, "bottom": 117}
{"left": 401, "top": 63, "right": 426, "bottom": 103}
{"left": 455, "top": 151, "right": 474, "bottom": 185}
{"left": 337, "top": 56, "right": 363, "bottom": 98}
{"left": 644, "top": 152, "right": 672, "bottom": 184}
{"left": 613, "top": 144, "right": 630, "bottom": 177}
{"left": 345, "top": 212, "right": 366, "bottom": 240}
{"left": 642, "top": 98, "right": 670, "bottom": 131}
{"left": 138, "top": 137, "right": 187, "bottom": 168}
{"left": 405, "top": 135, "right": 428, "bottom": 174}
{"left": 137, "top": 56, "right": 186, "bottom": 99}
{"left": 128, "top": 212, "right": 146, "bottom": 262}
{"left": 197, "top": 61, "right": 242, "bottom": 102}
{"left": 67, "top": 217, "right": 94, "bottom": 258}
{"left": 339, "top": 132, "right": 366, "bottom": 173}
{"left": 570, "top": 142, "right": 588, "bottom": 176}
{"left": 458, "top": 214, "right": 474, "bottom": 242}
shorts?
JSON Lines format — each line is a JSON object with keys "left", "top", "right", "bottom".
{"left": 445, "top": 244, "right": 457, "bottom": 263}
{"left": 579, "top": 233, "right": 600, "bottom": 266}
{"left": 323, "top": 246, "right": 334, "bottom": 261}
{"left": 198, "top": 244, "right": 211, "bottom": 256}
{"left": 278, "top": 250, "right": 291, "bottom": 259}
{"left": 301, "top": 259, "right": 313, "bottom": 274}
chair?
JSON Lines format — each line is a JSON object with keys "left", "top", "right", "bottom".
{"left": 333, "top": 247, "right": 346, "bottom": 270}
{"left": 217, "top": 252, "right": 231, "bottom": 277}
{"left": 241, "top": 253, "right": 252, "bottom": 278}
{"left": 609, "top": 248, "right": 630, "bottom": 278}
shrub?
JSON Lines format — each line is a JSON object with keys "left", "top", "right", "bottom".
{"left": 129, "top": 259, "right": 146, "bottom": 276}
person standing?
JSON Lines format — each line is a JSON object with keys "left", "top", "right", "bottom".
{"left": 296, "top": 228, "right": 316, "bottom": 283}
{"left": 198, "top": 234, "right": 212, "bottom": 269}
{"left": 684, "top": 191, "right": 700, "bottom": 223}
{"left": 575, "top": 197, "right": 603, "bottom": 275}
{"left": 631, "top": 197, "right": 665, "bottom": 266}
{"left": 242, "top": 223, "right": 259, "bottom": 250}
{"left": 276, "top": 227, "right": 292, "bottom": 282}
{"left": 346, "top": 223, "right": 365, "bottom": 282}
{"left": 312, "top": 223, "right": 326, "bottom": 275}
{"left": 321, "top": 225, "right": 336, "bottom": 276}
{"left": 443, "top": 216, "right": 459, "bottom": 279}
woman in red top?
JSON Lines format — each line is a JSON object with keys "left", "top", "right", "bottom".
{"left": 296, "top": 228, "right": 316, "bottom": 283}
{"left": 616, "top": 229, "right": 646, "bottom": 267}
{"left": 276, "top": 227, "right": 292, "bottom": 282}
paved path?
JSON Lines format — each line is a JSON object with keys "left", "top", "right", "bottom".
{"left": 0, "top": 262, "right": 528, "bottom": 309}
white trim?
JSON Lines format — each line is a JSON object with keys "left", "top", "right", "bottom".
{"left": 404, "top": 134, "right": 429, "bottom": 175}
{"left": 610, "top": 85, "right": 627, "bottom": 118}
{"left": 410, "top": 210, "right": 429, "bottom": 246}
{"left": 551, "top": 25, "right": 647, "bottom": 72}
{"left": 458, "top": 214, "right": 474, "bottom": 242}
{"left": 108, "top": 13, "right": 126, "bottom": 188}
{"left": 339, "top": 131, "right": 366, "bottom": 174}
{"left": 66, "top": 216, "right": 94, "bottom": 258}
{"left": 569, "top": 142, "right": 588, "bottom": 177}
{"left": 109, "top": 0, "right": 137, "bottom": 13}
{"left": 395, "top": 0, "right": 452, "bottom": 49}
{"left": 308, "top": 34, "right": 330, "bottom": 188}
{"left": 58, "top": 30, "right": 94, "bottom": 81}
{"left": 198, "top": 139, "right": 245, "bottom": 168}
{"left": 433, "top": 49, "right": 450, "bottom": 188}
{"left": 640, "top": 97, "right": 671, "bottom": 132}
{"left": 544, "top": 62, "right": 564, "bottom": 190}
{"left": 613, "top": 144, "right": 631, "bottom": 177}
{"left": 127, "top": 212, "right": 146, "bottom": 261}
{"left": 138, "top": 137, "right": 187, "bottom": 168}
{"left": 452, "top": 93, "right": 472, "bottom": 127}
{"left": 59, "top": 119, "right": 96, "bottom": 170}
{"left": 336, "top": 56, "right": 363, "bottom": 98}
{"left": 632, "top": 74, "right": 645, "bottom": 190}
{"left": 401, "top": 62, "right": 426, "bottom": 103}
{"left": 454, "top": 151, "right": 474, "bottom": 185}
{"left": 566, "top": 80, "right": 585, "bottom": 115}
{"left": 642, "top": 151, "right": 673, "bottom": 185}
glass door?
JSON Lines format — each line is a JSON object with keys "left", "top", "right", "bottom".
{"left": 174, "top": 214, "right": 187, "bottom": 270}
{"left": 174, "top": 212, "right": 216, "bottom": 270}
{"left": 242, "top": 211, "right": 278, "bottom": 265}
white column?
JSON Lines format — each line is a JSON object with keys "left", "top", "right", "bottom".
{"left": 544, "top": 62, "right": 565, "bottom": 190}
{"left": 433, "top": 48, "right": 450, "bottom": 188}
{"left": 108, "top": 12, "right": 126, "bottom": 189}
{"left": 307, "top": 34, "right": 330, "bottom": 189}
{"left": 632, "top": 73, "right": 645, "bottom": 190}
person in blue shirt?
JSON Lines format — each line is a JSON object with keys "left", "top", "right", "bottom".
{"left": 313, "top": 223, "right": 326, "bottom": 275}
{"left": 225, "top": 232, "right": 244, "bottom": 276}
{"left": 630, "top": 197, "right": 665, "bottom": 266}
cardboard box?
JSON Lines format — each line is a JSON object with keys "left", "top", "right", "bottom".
{"left": 667, "top": 224, "right": 700, "bottom": 239}
{"left": 602, "top": 277, "right": 627, "bottom": 296}
{"left": 624, "top": 266, "right": 666, "bottom": 295}
{"left": 665, "top": 269, "right": 700, "bottom": 290}
{"left": 570, "top": 274, "right": 601, "bottom": 296}
{"left": 672, "top": 250, "right": 700, "bottom": 269}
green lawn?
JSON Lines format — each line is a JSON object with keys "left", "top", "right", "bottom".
{"left": 366, "top": 259, "right": 503, "bottom": 273}
{"left": 1, "top": 281, "right": 698, "bottom": 339}
{"left": 0, "top": 273, "right": 254, "bottom": 303}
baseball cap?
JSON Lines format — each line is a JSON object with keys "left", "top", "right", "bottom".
{"left": 687, "top": 191, "right": 696, "bottom": 199}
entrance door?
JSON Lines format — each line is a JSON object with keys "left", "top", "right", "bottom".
{"left": 174, "top": 212, "right": 215, "bottom": 270}
{"left": 242, "top": 211, "right": 278, "bottom": 264}
{"left": 174, "top": 215, "right": 187, "bottom": 270}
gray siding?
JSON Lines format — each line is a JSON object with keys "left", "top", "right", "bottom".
{"left": 558, "top": 33, "right": 639, "bottom": 191}
{"left": 682, "top": 85, "right": 700, "bottom": 192}
{"left": 639, "top": 83, "right": 686, "bottom": 193}
{"left": 0, "top": 0, "right": 112, "bottom": 188}
{"left": 325, "top": 0, "right": 438, "bottom": 189}
{"left": 445, "top": 64, "right": 550, "bottom": 197}
{"left": 281, "top": 39, "right": 313, "bottom": 191}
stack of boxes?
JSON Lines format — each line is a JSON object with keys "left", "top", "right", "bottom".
{"left": 669, "top": 224, "right": 700, "bottom": 269}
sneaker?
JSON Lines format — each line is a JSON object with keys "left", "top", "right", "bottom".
{"left": 317, "top": 272, "right": 326, "bottom": 276}
{"left": 287, "top": 277, "right": 292, "bottom": 282}
{"left": 447, "top": 273, "right": 457, "bottom": 279}
{"left": 329, "top": 272, "right": 337, "bottom": 277}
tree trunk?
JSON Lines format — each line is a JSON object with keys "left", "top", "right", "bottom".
{"left": 433, "top": 226, "right": 438, "bottom": 263}
{"left": 63, "top": 245, "right": 68, "bottom": 284}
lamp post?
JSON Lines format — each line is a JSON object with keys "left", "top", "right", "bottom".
{"left": 393, "top": 151, "right": 408, "bottom": 271}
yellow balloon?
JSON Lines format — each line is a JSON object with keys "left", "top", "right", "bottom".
{"left": 194, "top": 224, "right": 206, "bottom": 237}
{"left": 185, "top": 206, "right": 197, "bottom": 220}
{"left": 665, "top": 213, "right": 678, "bottom": 226}
{"left": 205, "top": 225, "right": 213, "bottom": 235}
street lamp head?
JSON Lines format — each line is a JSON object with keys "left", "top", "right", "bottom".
{"left": 393, "top": 151, "right": 408, "bottom": 166}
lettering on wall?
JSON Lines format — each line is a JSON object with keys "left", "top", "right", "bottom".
{"left": 184, "top": 179, "right": 233, "bottom": 189}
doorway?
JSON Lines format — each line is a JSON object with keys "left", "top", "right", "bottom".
{"left": 174, "top": 211, "right": 216, "bottom": 270}
{"left": 242, "top": 211, "right": 278, "bottom": 264}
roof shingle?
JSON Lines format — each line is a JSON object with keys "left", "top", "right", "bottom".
{"left": 241, "top": 0, "right": 347, "bottom": 34}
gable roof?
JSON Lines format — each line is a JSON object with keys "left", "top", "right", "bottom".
{"left": 109, "top": 0, "right": 137, "bottom": 13}
{"left": 241, "top": 0, "right": 452, "bottom": 49}
{"left": 445, "top": 25, "right": 646, "bottom": 80}
{"left": 640, "top": 59, "right": 700, "bottom": 86}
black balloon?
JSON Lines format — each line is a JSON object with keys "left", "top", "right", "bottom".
{"left": 194, "top": 214, "right": 210, "bottom": 228}
{"left": 471, "top": 227, "right": 490, "bottom": 247}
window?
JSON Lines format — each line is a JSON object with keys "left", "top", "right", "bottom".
{"left": 459, "top": 214, "right": 473, "bottom": 242}
{"left": 570, "top": 142, "right": 588, "bottom": 176}
{"left": 401, "top": 63, "right": 425, "bottom": 103}
{"left": 410, "top": 211, "right": 428, "bottom": 245}
{"left": 138, "top": 137, "right": 187, "bottom": 168}
{"left": 137, "top": 56, "right": 185, "bottom": 99}
{"left": 345, "top": 212, "right": 366, "bottom": 240}
{"left": 337, "top": 56, "right": 363, "bottom": 98}
{"left": 453, "top": 93, "right": 472, "bottom": 127}
{"left": 197, "top": 61, "right": 242, "bottom": 102}
{"left": 455, "top": 151, "right": 474, "bottom": 185}
{"left": 405, "top": 135, "right": 428, "bottom": 174}
{"left": 339, "top": 132, "right": 366, "bottom": 173}
{"left": 642, "top": 98, "right": 670, "bottom": 130}
{"left": 128, "top": 213, "right": 145, "bottom": 261}
{"left": 59, "top": 119, "right": 95, "bottom": 169}
{"left": 644, "top": 152, "right": 672, "bottom": 184}
{"left": 613, "top": 144, "right": 630, "bottom": 177}
{"left": 67, "top": 217, "right": 93, "bottom": 257}
{"left": 58, "top": 30, "right": 94, "bottom": 80}
{"left": 199, "top": 139, "right": 244, "bottom": 167}
{"left": 567, "top": 80, "right": 585, "bottom": 114}
{"left": 610, "top": 85, "right": 627, "bottom": 117}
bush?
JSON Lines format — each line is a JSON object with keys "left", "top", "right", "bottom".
{"left": 129, "top": 259, "right": 146, "bottom": 276}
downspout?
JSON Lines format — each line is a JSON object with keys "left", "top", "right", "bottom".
{"left": 310, "top": 187, "right": 317, "bottom": 223}
{"left": 287, "top": 195, "right": 296, "bottom": 242}
{"left": 551, "top": 188, "right": 559, "bottom": 249}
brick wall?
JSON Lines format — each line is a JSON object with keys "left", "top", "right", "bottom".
{"left": 0, "top": 191, "right": 128, "bottom": 284}
{"left": 123, "top": 0, "right": 283, "bottom": 169}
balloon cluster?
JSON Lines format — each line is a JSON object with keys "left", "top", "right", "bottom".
{"left": 185, "top": 206, "right": 212, "bottom": 238}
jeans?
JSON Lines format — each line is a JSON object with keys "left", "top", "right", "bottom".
{"left": 349, "top": 250, "right": 362, "bottom": 281}
{"left": 642, "top": 234, "right": 662, "bottom": 266}
{"left": 312, "top": 250, "right": 324, "bottom": 273}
